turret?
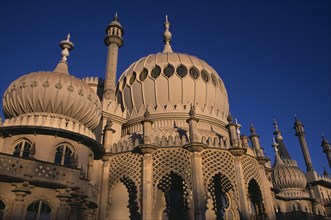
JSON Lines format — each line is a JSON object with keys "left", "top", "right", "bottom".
{"left": 321, "top": 134, "right": 331, "bottom": 169}
{"left": 226, "top": 114, "right": 239, "bottom": 147}
{"left": 249, "top": 124, "right": 264, "bottom": 157}
{"left": 293, "top": 116, "right": 314, "bottom": 172}
{"left": 104, "top": 13, "right": 124, "bottom": 100}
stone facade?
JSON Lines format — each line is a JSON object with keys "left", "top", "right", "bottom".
{"left": 0, "top": 15, "right": 330, "bottom": 220}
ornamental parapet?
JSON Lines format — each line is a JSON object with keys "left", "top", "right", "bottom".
{"left": 1, "top": 112, "right": 95, "bottom": 139}
{"left": 0, "top": 153, "right": 99, "bottom": 205}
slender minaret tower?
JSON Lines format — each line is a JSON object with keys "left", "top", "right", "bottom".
{"left": 104, "top": 13, "right": 124, "bottom": 100}
{"left": 321, "top": 134, "right": 331, "bottom": 169}
{"left": 293, "top": 116, "right": 314, "bottom": 172}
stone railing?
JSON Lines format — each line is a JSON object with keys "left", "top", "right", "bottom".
{"left": 0, "top": 153, "right": 98, "bottom": 204}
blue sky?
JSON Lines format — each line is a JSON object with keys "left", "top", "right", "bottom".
{"left": 0, "top": 0, "right": 330, "bottom": 174}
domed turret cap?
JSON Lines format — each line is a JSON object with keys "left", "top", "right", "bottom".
{"left": 2, "top": 35, "right": 101, "bottom": 130}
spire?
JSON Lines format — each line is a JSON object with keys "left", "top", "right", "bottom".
{"left": 54, "top": 34, "right": 74, "bottom": 74}
{"left": 163, "top": 15, "right": 173, "bottom": 53}
{"left": 273, "top": 118, "right": 281, "bottom": 136}
{"left": 272, "top": 138, "right": 285, "bottom": 167}
{"left": 272, "top": 118, "right": 292, "bottom": 161}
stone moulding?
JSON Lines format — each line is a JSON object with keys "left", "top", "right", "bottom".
{"left": 1, "top": 112, "right": 95, "bottom": 139}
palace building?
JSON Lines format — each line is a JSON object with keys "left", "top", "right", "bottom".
{"left": 0, "top": 15, "right": 331, "bottom": 220}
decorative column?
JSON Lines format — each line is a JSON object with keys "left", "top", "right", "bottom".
{"left": 226, "top": 114, "right": 240, "bottom": 148}
{"left": 98, "top": 156, "right": 111, "bottom": 219}
{"left": 104, "top": 13, "right": 124, "bottom": 100}
{"left": 137, "top": 109, "right": 157, "bottom": 220}
{"left": 103, "top": 117, "right": 116, "bottom": 152}
{"left": 293, "top": 116, "right": 314, "bottom": 172}
{"left": 183, "top": 106, "right": 207, "bottom": 220}
{"left": 56, "top": 188, "right": 72, "bottom": 220}
{"left": 249, "top": 124, "right": 269, "bottom": 166}
{"left": 321, "top": 135, "right": 331, "bottom": 169}
{"left": 11, "top": 181, "right": 32, "bottom": 220}
{"left": 228, "top": 148, "right": 249, "bottom": 219}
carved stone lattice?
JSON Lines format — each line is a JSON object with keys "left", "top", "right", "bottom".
{"left": 34, "top": 164, "right": 67, "bottom": 180}
{"left": 0, "top": 157, "right": 24, "bottom": 173}
{"left": 108, "top": 153, "right": 142, "bottom": 207}
{"left": 152, "top": 148, "right": 192, "bottom": 190}
{"left": 241, "top": 155, "right": 263, "bottom": 187}
{"left": 201, "top": 150, "right": 239, "bottom": 203}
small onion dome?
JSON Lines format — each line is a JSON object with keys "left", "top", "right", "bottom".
{"left": 272, "top": 153, "right": 307, "bottom": 190}
{"left": 2, "top": 71, "right": 101, "bottom": 130}
{"left": 2, "top": 35, "right": 101, "bottom": 130}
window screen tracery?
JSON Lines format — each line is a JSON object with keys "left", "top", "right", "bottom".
{"left": 201, "top": 70, "right": 209, "bottom": 82}
{"left": 189, "top": 67, "right": 200, "bottom": 79}
{"left": 26, "top": 200, "right": 51, "bottom": 220}
{"left": 54, "top": 143, "right": 74, "bottom": 166}
{"left": 13, "top": 139, "right": 32, "bottom": 158}
{"left": 139, "top": 68, "right": 148, "bottom": 81}
{"left": 151, "top": 65, "right": 161, "bottom": 79}
{"left": 176, "top": 65, "right": 188, "bottom": 78}
{"left": 163, "top": 64, "right": 175, "bottom": 78}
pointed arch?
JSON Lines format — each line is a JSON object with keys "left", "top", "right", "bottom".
{"left": 12, "top": 138, "right": 33, "bottom": 158}
{"left": 206, "top": 172, "right": 239, "bottom": 220}
{"left": 54, "top": 142, "right": 75, "bottom": 167}
{"left": 156, "top": 171, "right": 189, "bottom": 220}
{"left": 25, "top": 200, "right": 52, "bottom": 220}
{"left": 109, "top": 176, "right": 141, "bottom": 220}
{"left": 248, "top": 179, "right": 266, "bottom": 220}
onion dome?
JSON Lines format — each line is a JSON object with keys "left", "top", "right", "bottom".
{"left": 2, "top": 35, "right": 101, "bottom": 130}
{"left": 271, "top": 139, "right": 307, "bottom": 190}
{"left": 116, "top": 16, "right": 229, "bottom": 122}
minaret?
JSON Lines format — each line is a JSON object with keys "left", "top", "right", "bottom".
{"left": 321, "top": 134, "right": 331, "bottom": 169}
{"left": 104, "top": 13, "right": 124, "bottom": 100}
{"left": 293, "top": 116, "right": 314, "bottom": 172}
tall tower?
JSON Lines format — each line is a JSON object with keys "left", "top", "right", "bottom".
{"left": 293, "top": 116, "right": 314, "bottom": 172}
{"left": 104, "top": 13, "right": 124, "bottom": 100}
{"left": 321, "top": 135, "right": 331, "bottom": 169}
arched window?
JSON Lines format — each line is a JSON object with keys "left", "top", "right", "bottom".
{"left": 25, "top": 200, "right": 51, "bottom": 220}
{"left": 13, "top": 139, "right": 32, "bottom": 158}
{"left": 54, "top": 143, "right": 74, "bottom": 166}
{"left": 0, "top": 199, "right": 6, "bottom": 219}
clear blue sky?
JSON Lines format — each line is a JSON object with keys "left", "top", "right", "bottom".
{"left": 1, "top": 0, "right": 330, "bottom": 174}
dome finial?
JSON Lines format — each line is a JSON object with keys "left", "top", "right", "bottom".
{"left": 114, "top": 12, "right": 118, "bottom": 21}
{"left": 163, "top": 15, "right": 173, "bottom": 53}
{"left": 273, "top": 117, "right": 279, "bottom": 132}
{"left": 54, "top": 34, "right": 74, "bottom": 74}
{"left": 60, "top": 33, "right": 74, "bottom": 62}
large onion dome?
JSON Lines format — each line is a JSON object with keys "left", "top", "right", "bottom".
{"left": 272, "top": 148, "right": 307, "bottom": 190}
{"left": 2, "top": 35, "right": 101, "bottom": 130}
{"left": 116, "top": 16, "right": 229, "bottom": 123}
